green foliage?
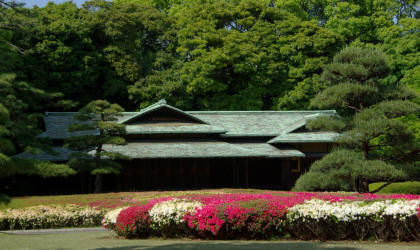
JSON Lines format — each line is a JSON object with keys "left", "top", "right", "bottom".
{"left": 128, "top": 0, "right": 344, "bottom": 110}
{"left": 0, "top": 158, "right": 75, "bottom": 178}
{"left": 0, "top": 73, "right": 65, "bottom": 154}
{"left": 0, "top": 193, "right": 10, "bottom": 205}
{"left": 378, "top": 17, "right": 420, "bottom": 93}
{"left": 310, "top": 83, "right": 378, "bottom": 112}
{"left": 65, "top": 100, "right": 126, "bottom": 193}
{"left": 322, "top": 47, "right": 390, "bottom": 85}
{"left": 293, "top": 149, "right": 405, "bottom": 192}
{"left": 297, "top": 47, "right": 419, "bottom": 192}
{"left": 311, "top": 47, "right": 400, "bottom": 113}
{"left": 306, "top": 115, "right": 346, "bottom": 132}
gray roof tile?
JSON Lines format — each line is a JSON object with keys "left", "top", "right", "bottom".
{"left": 268, "top": 132, "right": 340, "bottom": 143}
{"left": 95, "top": 139, "right": 266, "bottom": 159}
{"left": 12, "top": 147, "right": 75, "bottom": 161}
{"left": 40, "top": 110, "right": 336, "bottom": 139}
{"left": 231, "top": 143, "right": 305, "bottom": 158}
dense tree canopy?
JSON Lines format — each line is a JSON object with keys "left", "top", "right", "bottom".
{"left": 3, "top": 0, "right": 417, "bottom": 112}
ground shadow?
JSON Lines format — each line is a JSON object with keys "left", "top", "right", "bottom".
{"left": 92, "top": 241, "right": 358, "bottom": 250}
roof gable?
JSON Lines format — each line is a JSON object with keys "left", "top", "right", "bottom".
{"left": 118, "top": 100, "right": 208, "bottom": 125}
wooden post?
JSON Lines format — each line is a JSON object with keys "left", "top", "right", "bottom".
{"left": 232, "top": 158, "right": 236, "bottom": 187}
{"left": 180, "top": 158, "right": 184, "bottom": 188}
{"left": 236, "top": 160, "right": 240, "bottom": 188}
{"left": 245, "top": 159, "right": 249, "bottom": 188}
{"left": 193, "top": 159, "right": 198, "bottom": 188}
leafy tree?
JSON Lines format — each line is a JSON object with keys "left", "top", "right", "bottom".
{"left": 85, "top": 0, "right": 168, "bottom": 109}
{"left": 0, "top": 100, "right": 75, "bottom": 204}
{"left": 65, "top": 100, "right": 127, "bottom": 193}
{"left": 377, "top": 17, "right": 420, "bottom": 95}
{"left": 295, "top": 47, "right": 419, "bottom": 193}
{"left": 129, "top": 0, "right": 344, "bottom": 110}
{"left": 278, "top": 0, "right": 419, "bottom": 44}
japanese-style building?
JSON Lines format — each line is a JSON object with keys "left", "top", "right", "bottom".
{"left": 15, "top": 100, "right": 339, "bottom": 193}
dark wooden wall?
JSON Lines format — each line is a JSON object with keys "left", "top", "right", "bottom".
{"left": 114, "top": 158, "right": 293, "bottom": 191}
{"left": 4, "top": 158, "right": 306, "bottom": 196}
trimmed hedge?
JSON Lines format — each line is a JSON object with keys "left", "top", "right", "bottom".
{"left": 0, "top": 205, "right": 104, "bottom": 230}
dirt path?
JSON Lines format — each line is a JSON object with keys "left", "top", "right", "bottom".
{"left": 0, "top": 227, "right": 107, "bottom": 235}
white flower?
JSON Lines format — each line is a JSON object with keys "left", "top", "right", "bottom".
{"left": 287, "top": 199, "right": 420, "bottom": 222}
{"left": 102, "top": 207, "right": 128, "bottom": 229}
{"left": 149, "top": 198, "right": 202, "bottom": 230}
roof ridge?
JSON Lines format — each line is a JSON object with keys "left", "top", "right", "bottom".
{"left": 45, "top": 110, "right": 336, "bottom": 116}
{"left": 187, "top": 110, "right": 336, "bottom": 114}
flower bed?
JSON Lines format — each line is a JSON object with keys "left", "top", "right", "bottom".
{"left": 0, "top": 205, "right": 105, "bottom": 230}
{"left": 107, "top": 192, "right": 420, "bottom": 241}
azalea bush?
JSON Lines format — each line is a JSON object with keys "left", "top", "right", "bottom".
{"left": 0, "top": 205, "right": 104, "bottom": 230}
{"left": 108, "top": 192, "right": 420, "bottom": 241}
{"left": 287, "top": 199, "right": 420, "bottom": 241}
{"left": 102, "top": 206, "right": 128, "bottom": 230}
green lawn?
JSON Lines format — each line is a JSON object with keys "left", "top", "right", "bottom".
{"left": 369, "top": 182, "right": 420, "bottom": 194}
{"left": 0, "top": 231, "right": 419, "bottom": 250}
{"left": 2, "top": 185, "right": 418, "bottom": 211}
{"left": 0, "top": 189, "right": 267, "bottom": 210}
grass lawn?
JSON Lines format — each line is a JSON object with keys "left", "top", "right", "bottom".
{"left": 369, "top": 182, "right": 420, "bottom": 194}
{"left": 1, "top": 186, "right": 417, "bottom": 211}
{"left": 1, "top": 231, "right": 419, "bottom": 250}
{"left": 0, "top": 189, "right": 271, "bottom": 210}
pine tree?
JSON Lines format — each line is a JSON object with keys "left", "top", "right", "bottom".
{"left": 294, "top": 47, "right": 419, "bottom": 193}
{"left": 65, "top": 100, "right": 127, "bottom": 193}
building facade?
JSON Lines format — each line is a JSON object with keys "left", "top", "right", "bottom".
{"left": 16, "top": 100, "right": 339, "bottom": 193}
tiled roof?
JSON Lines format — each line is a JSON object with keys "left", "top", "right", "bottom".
{"left": 125, "top": 123, "right": 226, "bottom": 134}
{"left": 94, "top": 139, "right": 267, "bottom": 159}
{"left": 13, "top": 142, "right": 307, "bottom": 161}
{"left": 268, "top": 132, "right": 340, "bottom": 143}
{"left": 12, "top": 147, "right": 76, "bottom": 161}
{"left": 230, "top": 143, "right": 305, "bottom": 158}
{"left": 17, "top": 100, "right": 338, "bottom": 161}
{"left": 40, "top": 110, "right": 336, "bottom": 139}
{"left": 118, "top": 99, "right": 209, "bottom": 125}
{"left": 38, "top": 113, "right": 98, "bottom": 139}
{"left": 189, "top": 111, "right": 336, "bottom": 136}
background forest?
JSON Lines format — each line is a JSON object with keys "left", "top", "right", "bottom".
{"left": 0, "top": 0, "right": 419, "bottom": 195}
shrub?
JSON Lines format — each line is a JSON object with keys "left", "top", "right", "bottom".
{"left": 102, "top": 207, "right": 128, "bottom": 230}
{"left": 287, "top": 199, "right": 420, "bottom": 241}
{"left": 115, "top": 206, "right": 150, "bottom": 238}
{"left": 105, "top": 192, "right": 420, "bottom": 241}
{"left": 149, "top": 198, "right": 202, "bottom": 238}
{"left": 0, "top": 205, "right": 104, "bottom": 230}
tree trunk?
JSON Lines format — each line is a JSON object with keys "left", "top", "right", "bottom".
{"left": 94, "top": 141, "right": 103, "bottom": 193}
{"left": 362, "top": 141, "right": 369, "bottom": 160}
{"left": 94, "top": 117, "right": 104, "bottom": 193}
{"left": 360, "top": 177, "right": 369, "bottom": 193}
{"left": 94, "top": 174, "right": 103, "bottom": 193}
